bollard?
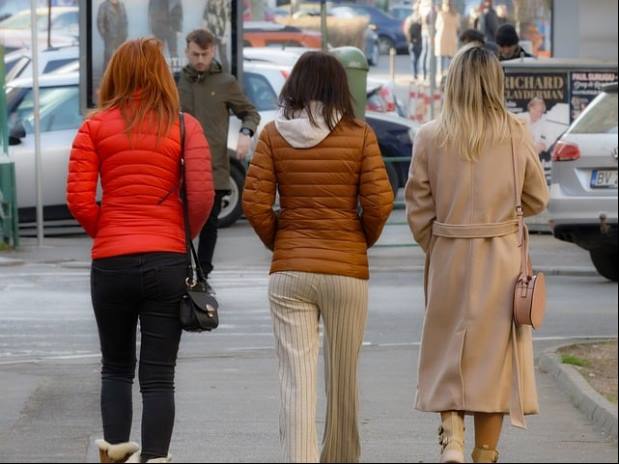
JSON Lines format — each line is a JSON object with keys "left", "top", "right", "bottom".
{"left": 0, "top": 45, "right": 20, "bottom": 248}
{"left": 389, "top": 47, "right": 396, "bottom": 82}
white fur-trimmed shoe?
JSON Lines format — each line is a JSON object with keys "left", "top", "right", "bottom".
{"left": 95, "top": 439, "right": 140, "bottom": 463}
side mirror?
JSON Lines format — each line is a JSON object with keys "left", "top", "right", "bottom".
{"left": 8, "top": 124, "right": 26, "bottom": 146}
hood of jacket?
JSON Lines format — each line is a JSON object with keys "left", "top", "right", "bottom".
{"left": 275, "top": 102, "right": 342, "bottom": 149}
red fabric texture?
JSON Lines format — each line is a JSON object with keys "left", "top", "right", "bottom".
{"left": 67, "top": 108, "right": 214, "bottom": 259}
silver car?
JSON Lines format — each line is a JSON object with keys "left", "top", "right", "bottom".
{"left": 549, "top": 83, "right": 618, "bottom": 281}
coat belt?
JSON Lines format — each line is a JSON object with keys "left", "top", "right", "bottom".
{"left": 432, "top": 220, "right": 519, "bottom": 239}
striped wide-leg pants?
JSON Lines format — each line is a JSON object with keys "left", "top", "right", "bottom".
{"left": 268, "top": 271, "right": 369, "bottom": 463}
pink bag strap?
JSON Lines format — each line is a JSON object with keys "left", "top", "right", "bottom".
{"left": 509, "top": 121, "right": 530, "bottom": 280}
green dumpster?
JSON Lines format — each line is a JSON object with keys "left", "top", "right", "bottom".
{"left": 0, "top": 45, "right": 19, "bottom": 248}
{"left": 331, "top": 47, "right": 368, "bottom": 120}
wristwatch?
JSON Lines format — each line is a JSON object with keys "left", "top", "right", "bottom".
{"left": 240, "top": 127, "right": 254, "bottom": 137}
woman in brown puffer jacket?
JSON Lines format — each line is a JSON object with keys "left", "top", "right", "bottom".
{"left": 243, "top": 51, "right": 394, "bottom": 463}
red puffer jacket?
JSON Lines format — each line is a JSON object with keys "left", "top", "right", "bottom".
{"left": 66, "top": 108, "right": 214, "bottom": 259}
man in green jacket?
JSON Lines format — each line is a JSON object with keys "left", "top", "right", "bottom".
{"left": 178, "top": 28, "right": 260, "bottom": 282}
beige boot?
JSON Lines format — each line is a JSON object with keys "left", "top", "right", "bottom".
{"left": 472, "top": 445, "right": 499, "bottom": 463}
{"left": 438, "top": 412, "right": 465, "bottom": 463}
{"left": 95, "top": 440, "right": 140, "bottom": 464}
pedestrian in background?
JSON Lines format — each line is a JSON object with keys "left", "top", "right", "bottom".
{"left": 496, "top": 23, "right": 533, "bottom": 61}
{"left": 178, "top": 29, "right": 260, "bottom": 286}
{"left": 434, "top": 0, "right": 460, "bottom": 77}
{"left": 404, "top": 1, "right": 423, "bottom": 80}
{"left": 419, "top": 0, "right": 435, "bottom": 83}
{"left": 475, "top": 0, "right": 499, "bottom": 45}
{"left": 459, "top": 28, "right": 498, "bottom": 56}
{"left": 96, "top": 0, "right": 128, "bottom": 69}
{"left": 405, "top": 44, "right": 549, "bottom": 463}
{"left": 243, "top": 51, "right": 394, "bottom": 463}
{"left": 67, "top": 38, "right": 214, "bottom": 463}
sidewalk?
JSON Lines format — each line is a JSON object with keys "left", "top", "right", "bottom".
{"left": 0, "top": 344, "right": 617, "bottom": 462}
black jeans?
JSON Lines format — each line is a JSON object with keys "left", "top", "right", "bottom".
{"left": 198, "top": 190, "right": 226, "bottom": 278}
{"left": 91, "top": 252, "right": 186, "bottom": 461}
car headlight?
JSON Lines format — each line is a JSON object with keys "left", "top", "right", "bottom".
{"left": 369, "top": 23, "right": 377, "bottom": 31}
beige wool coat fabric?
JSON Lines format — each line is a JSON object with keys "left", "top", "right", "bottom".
{"left": 405, "top": 118, "right": 549, "bottom": 428}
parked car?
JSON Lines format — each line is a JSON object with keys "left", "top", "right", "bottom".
{"left": 243, "top": 21, "right": 322, "bottom": 49}
{"left": 549, "top": 83, "right": 618, "bottom": 281}
{"left": 5, "top": 66, "right": 280, "bottom": 229}
{"left": 3, "top": 46, "right": 78, "bottom": 82}
{"left": 389, "top": 4, "right": 413, "bottom": 22}
{"left": 244, "top": 47, "right": 400, "bottom": 115}
{"left": 330, "top": 3, "right": 407, "bottom": 54}
{"left": 0, "top": 7, "right": 78, "bottom": 53}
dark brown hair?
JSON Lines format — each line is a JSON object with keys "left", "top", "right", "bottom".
{"left": 279, "top": 51, "right": 356, "bottom": 131}
{"left": 186, "top": 29, "right": 216, "bottom": 49}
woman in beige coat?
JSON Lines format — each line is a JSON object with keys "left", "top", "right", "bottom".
{"left": 405, "top": 44, "right": 549, "bottom": 463}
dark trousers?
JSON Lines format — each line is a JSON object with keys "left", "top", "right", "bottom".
{"left": 91, "top": 252, "right": 186, "bottom": 460}
{"left": 198, "top": 190, "right": 226, "bottom": 278}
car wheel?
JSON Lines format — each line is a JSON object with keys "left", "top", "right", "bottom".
{"left": 217, "top": 163, "right": 245, "bottom": 228}
{"left": 378, "top": 36, "right": 395, "bottom": 55}
{"left": 384, "top": 160, "right": 399, "bottom": 197}
{"left": 590, "top": 249, "right": 618, "bottom": 282}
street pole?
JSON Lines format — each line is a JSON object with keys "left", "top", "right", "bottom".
{"left": 320, "top": 0, "right": 328, "bottom": 51}
{"left": 47, "top": 0, "right": 52, "bottom": 49}
{"left": 30, "top": 0, "right": 44, "bottom": 246}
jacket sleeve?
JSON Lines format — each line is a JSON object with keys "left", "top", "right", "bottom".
{"left": 405, "top": 127, "right": 435, "bottom": 252}
{"left": 66, "top": 120, "right": 100, "bottom": 238}
{"left": 521, "top": 128, "right": 550, "bottom": 217}
{"left": 184, "top": 117, "right": 215, "bottom": 238}
{"left": 359, "top": 126, "right": 394, "bottom": 247}
{"left": 242, "top": 127, "right": 277, "bottom": 251}
{"left": 226, "top": 78, "right": 261, "bottom": 134}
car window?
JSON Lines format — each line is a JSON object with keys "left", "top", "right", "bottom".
{"left": 0, "top": 11, "right": 48, "bottom": 30}
{"left": 571, "top": 92, "right": 618, "bottom": 135}
{"left": 5, "top": 56, "right": 30, "bottom": 81}
{"left": 9, "top": 85, "right": 81, "bottom": 134}
{"left": 53, "top": 11, "right": 78, "bottom": 29}
{"left": 243, "top": 72, "right": 278, "bottom": 112}
{"left": 42, "top": 58, "right": 77, "bottom": 73}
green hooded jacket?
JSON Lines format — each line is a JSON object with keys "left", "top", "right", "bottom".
{"left": 178, "top": 61, "right": 260, "bottom": 190}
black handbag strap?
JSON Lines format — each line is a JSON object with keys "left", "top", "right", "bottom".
{"left": 179, "top": 113, "right": 206, "bottom": 285}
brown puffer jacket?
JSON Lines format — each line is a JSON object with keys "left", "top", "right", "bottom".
{"left": 243, "top": 119, "right": 394, "bottom": 280}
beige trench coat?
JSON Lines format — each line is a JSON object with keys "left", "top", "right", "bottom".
{"left": 435, "top": 11, "right": 460, "bottom": 57}
{"left": 405, "top": 118, "right": 549, "bottom": 428}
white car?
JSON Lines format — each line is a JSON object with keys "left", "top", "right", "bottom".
{"left": 549, "top": 83, "right": 618, "bottom": 281}
{"left": 0, "top": 7, "right": 78, "bottom": 53}
{"left": 3, "top": 46, "right": 78, "bottom": 82}
{"left": 244, "top": 47, "right": 402, "bottom": 116}
{"left": 5, "top": 66, "right": 280, "bottom": 230}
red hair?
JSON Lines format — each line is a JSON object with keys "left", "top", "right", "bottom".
{"left": 97, "top": 38, "right": 179, "bottom": 137}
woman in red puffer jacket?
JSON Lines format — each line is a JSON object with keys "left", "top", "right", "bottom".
{"left": 66, "top": 38, "right": 214, "bottom": 463}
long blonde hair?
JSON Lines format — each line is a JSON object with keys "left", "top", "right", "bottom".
{"left": 437, "top": 43, "right": 512, "bottom": 161}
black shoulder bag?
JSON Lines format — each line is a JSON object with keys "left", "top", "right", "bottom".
{"left": 178, "top": 113, "right": 220, "bottom": 332}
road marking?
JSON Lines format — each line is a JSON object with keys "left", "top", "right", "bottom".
{"left": 1, "top": 335, "right": 615, "bottom": 367}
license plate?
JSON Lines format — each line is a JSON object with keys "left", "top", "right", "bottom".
{"left": 591, "top": 170, "right": 618, "bottom": 189}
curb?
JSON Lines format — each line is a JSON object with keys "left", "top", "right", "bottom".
{"left": 538, "top": 342, "right": 618, "bottom": 441}
{"left": 0, "top": 257, "right": 25, "bottom": 267}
